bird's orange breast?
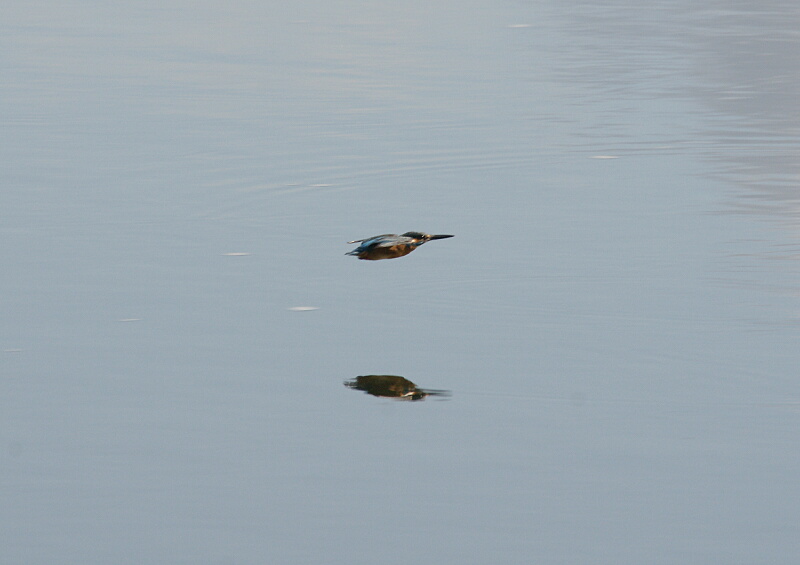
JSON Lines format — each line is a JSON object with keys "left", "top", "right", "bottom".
{"left": 359, "top": 244, "right": 416, "bottom": 260}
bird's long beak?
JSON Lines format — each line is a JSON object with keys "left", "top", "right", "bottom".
{"left": 429, "top": 234, "right": 454, "bottom": 240}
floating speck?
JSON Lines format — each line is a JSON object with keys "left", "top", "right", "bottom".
{"left": 591, "top": 155, "right": 619, "bottom": 159}
{"left": 118, "top": 318, "right": 141, "bottom": 322}
{"left": 3, "top": 348, "right": 23, "bottom": 353}
{"left": 508, "top": 24, "right": 531, "bottom": 28}
{"left": 288, "top": 306, "right": 319, "bottom": 312}
{"left": 223, "top": 252, "right": 250, "bottom": 256}
{"left": 310, "top": 183, "right": 332, "bottom": 187}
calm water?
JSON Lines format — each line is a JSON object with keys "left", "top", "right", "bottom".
{"left": 3, "top": 1, "right": 799, "bottom": 563}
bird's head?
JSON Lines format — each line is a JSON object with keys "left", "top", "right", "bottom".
{"left": 402, "top": 232, "right": 454, "bottom": 243}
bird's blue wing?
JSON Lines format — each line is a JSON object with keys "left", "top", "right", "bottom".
{"left": 371, "top": 235, "right": 414, "bottom": 248}
{"left": 347, "top": 234, "right": 394, "bottom": 245}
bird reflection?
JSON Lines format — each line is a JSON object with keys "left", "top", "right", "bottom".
{"left": 346, "top": 232, "right": 454, "bottom": 260}
{"left": 344, "top": 375, "right": 451, "bottom": 401}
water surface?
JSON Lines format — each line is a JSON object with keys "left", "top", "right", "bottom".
{"left": 2, "top": 1, "right": 799, "bottom": 564}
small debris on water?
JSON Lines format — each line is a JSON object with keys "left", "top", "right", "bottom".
{"left": 591, "top": 155, "right": 619, "bottom": 159}
{"left": 118, "top": 318, "right": 141, "bottom": 322}
{"left": 288, "top": 306, "right": 319, "bottom": 312}
{"left": 507, "top": 24, "right": 531, "bottom": 28}
{"left": 222, "top": 252, "right": 250, "bottom": 256}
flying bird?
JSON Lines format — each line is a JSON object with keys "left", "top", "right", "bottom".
{"left": 346, "top": 231, "right": 454, "bottom": 260}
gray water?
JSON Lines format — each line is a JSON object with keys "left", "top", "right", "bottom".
{"left": 2, "top": 1, "right": 799, "bottom": 564}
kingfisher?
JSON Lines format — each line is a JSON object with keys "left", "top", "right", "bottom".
{"left": 346, "top": 231, "right": 454, "bottom": 260}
